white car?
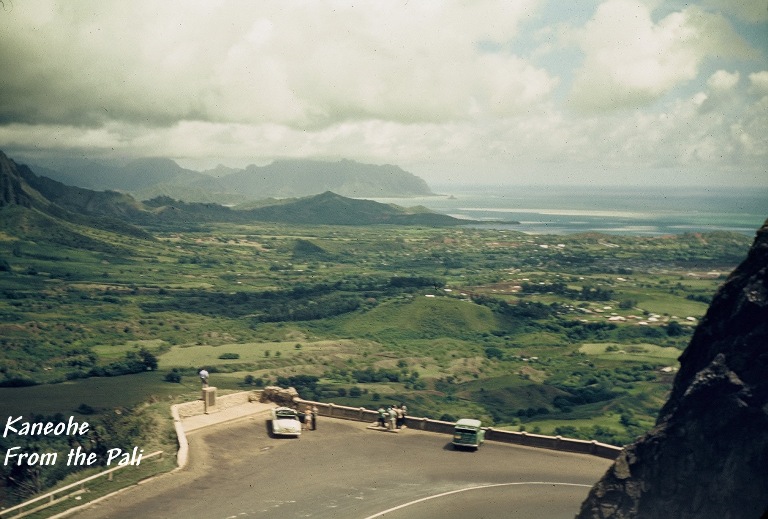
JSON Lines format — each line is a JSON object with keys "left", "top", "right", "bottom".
{"left": 270, "top": 407, "right": 302, "bottom": 437}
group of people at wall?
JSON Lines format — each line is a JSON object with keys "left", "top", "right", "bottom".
{"left": 377, "top": 404, "right": 407, "bottom": 430}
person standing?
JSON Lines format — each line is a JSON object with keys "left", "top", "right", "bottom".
{"left": 377, "top": 406, "right": 387, "bottom": 428}
{"left": 388, "top": 405, "right": 397, "bottom": 430}
{"left": 311, "top": 405, "right": 318, "bottom": 430}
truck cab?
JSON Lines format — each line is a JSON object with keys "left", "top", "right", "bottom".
{"left": 452, "top": 418, "right": 485, "bottom": 450}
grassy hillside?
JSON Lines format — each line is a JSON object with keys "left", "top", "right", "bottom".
{"left": 0, "top": 214, "right": 751, "bottom": 450}
{"left": 335, "top": 296, "right": 500, "bottom": 340}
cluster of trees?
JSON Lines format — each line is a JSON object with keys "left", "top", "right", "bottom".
{"left": 518, "top": 281, "right": 615, "bottom": 301}
{"left": 520, "top": 281, "right": 573, "bottom": 296}
{"left": 388, "top": 276, "right": 444, "bottom": 289}
{"left": 472, "top": 295, "right": 555, "bottom": 320}
{"left": 275, "top": 374, "right": 320, "bottom": 400}
{"left": 553, "top": 424, "right": 637, "bottom": 447}
{"left": 517, "top": 407, "right": 550, "bottom": 418}
{"left": 141, "top": 275, "right": 446, "bottom": 324}
{"left": 578, "top": 285, "right": 615, "bottom": 301}
{"left": 551, "top": 383, "right": 618, "bottom": 412}
{"left": 351, "top": 367, "right": 402, "bottom": 383}
{"left": 76, "top": 348, "right": 158, "bottom": 379}
{"left": 561, "top": 320, "right": 617, "bottom": 341}
{"left": 0, "top": 347, "right": 159, "bottom": 387}
{"left": 254, "top": 293, "right": 363, "bottom": 322}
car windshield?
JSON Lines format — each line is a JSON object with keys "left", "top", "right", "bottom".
{"left": 276, "top": 411, "right": 297, "bottom": 419}
{"left": 456, "top": 428, "right": 476, "bottom": 434}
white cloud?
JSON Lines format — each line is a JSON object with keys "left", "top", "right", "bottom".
{"left": 568, "top": 0, "right": 756, "bottom": 112}
{"left": 707, "top": 70, "right": 740, "bottom": 91}
{"left": 1, "top": 0, "right": 765, "bottom": 186}
{"left": 748, "top": 71, "right": 768, "bottom": 95}
{"left": 0, "top": 0, "right": 550, "bottom": 128}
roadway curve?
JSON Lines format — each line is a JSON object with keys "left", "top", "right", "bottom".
{"left": 74, "top": 415, "right": 612, "bottom": 519}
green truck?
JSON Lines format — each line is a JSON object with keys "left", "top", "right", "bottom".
{"left": 452, "top": 418, "right": 485, "bottom": 450}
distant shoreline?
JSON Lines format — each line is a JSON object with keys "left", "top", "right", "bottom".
{"left": 369, "top": 185, "right": 767, "bottom": 237}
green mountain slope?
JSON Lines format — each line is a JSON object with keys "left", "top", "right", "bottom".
{"left": 336, "top": 296, "right": 500, "bottom": 340}
{"left": 245, "top": 191, "right": 472, "bottom": 226}
{"left": 0, "top": 150, "right": 153, "bottom": 241}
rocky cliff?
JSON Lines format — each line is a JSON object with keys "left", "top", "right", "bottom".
{"left": 576, "top": 220, "right": 768, "bottom": 519}
{"left": 0, "top": 150, "right": 38, "bottom": 208}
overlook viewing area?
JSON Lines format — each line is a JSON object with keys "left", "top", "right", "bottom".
{"left": 7, "top": 390, "right": 619, "bottom": 519}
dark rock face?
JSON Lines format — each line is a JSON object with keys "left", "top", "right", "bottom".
{"left": 0, "top": 150, "right": 34, "bottom": 208}
{"left": 577, "top": 220, "right": 768, "bottom": 519}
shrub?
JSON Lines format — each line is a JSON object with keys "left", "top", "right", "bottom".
{"left": 484, "top": 346, "right": 503, "bottom": 359}
{"left": 164, "top": 369, "right": 182, "bottom": 383}
{"left": 76, "top": 403, "right": 97, "bottom": 415}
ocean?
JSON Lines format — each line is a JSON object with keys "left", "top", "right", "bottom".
{"left": 373, "top": 185, "right": 768, "bottom": 236}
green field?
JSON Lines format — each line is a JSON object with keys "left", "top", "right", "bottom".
{"left": 578, "top": 343, "right": 682, "bottom": 364}
{"left": 0, "top": 214, "right": 751, "bottom": 503}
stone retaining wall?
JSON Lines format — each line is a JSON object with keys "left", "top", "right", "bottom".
{"left": 294, "top": 398, "right": 622, "bottom": 460}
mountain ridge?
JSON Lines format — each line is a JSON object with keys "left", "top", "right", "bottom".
{"left": 0, "top": 151, "right": 475, "bottom": 233}
{"left": 20, "top": 155, "right": 434, "bottom": 202}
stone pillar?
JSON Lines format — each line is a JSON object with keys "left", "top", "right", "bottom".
{"left": 202, "top": 387, "right": 217, "bottom": 414}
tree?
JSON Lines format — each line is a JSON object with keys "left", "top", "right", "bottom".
{"left": 666, "top": 320, "right": 685, "bottom": 337}
{"left": 485, "top": 346, "right": 503, "bottom": 360}
{"left": 138, "top": 348, "right": 158, "bottom": 370}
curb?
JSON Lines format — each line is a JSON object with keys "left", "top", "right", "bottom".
{"left": 170, "top": 403, "right": 189, "bottom": 469}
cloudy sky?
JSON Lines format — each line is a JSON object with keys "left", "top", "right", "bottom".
{"left": 1, "top": 0, "right": 766, "bottom": 186}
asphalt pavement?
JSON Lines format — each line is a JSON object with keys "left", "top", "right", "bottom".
{"left": 71, "top": 408, "right": 612, "bottom": 519}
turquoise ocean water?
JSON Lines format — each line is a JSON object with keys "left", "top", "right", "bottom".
{"left": 373, "top": 185, "right": 768, "bottom": 236}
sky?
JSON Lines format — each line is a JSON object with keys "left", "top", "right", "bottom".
{"left": 0, "top": 0, "right": 766, "bottom": 187}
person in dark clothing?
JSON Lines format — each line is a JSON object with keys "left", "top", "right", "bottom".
{"left": 399, "top": 403, "right": 408, "bottom": 428}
